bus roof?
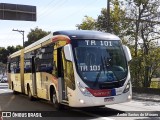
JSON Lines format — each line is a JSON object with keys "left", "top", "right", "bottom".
{"left": 24, "top": 30, "right": 120, "bottom": 53}
{"left": 9, "top": 49, "right": 21, "bottom": 58}
{"left": 53, "top": 30, "right": 120, "bottom": 40}
{"left": 9, "top": 30, "right": 121, "bottom": 57}
{"left": 24, "top": 33, "right": 53, "bottom": 52}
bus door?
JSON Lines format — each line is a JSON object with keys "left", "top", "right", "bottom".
{"left": 57, "top": 47, "right": 67, "bottom": 102}
{"left": 31, "top": 56, "right": 37, "bottom": 96}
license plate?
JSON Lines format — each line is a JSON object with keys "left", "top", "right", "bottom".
{"left": 104, "top": 97, "right": 114, "bottom": 102}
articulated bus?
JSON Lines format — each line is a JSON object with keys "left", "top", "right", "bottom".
{"left": 7, "top": 30, "right": 132, "bottom": 109}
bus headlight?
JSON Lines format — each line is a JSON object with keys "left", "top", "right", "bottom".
{"left": 77, "top": 82, "right": 93, "bottom": 97}
{"left": 123, "top": 81, "right": 130, "bottom": 93}
{"left": 79, "top": 99, "right": 85, "bottom": 104}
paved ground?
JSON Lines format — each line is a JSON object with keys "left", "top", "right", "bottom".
{"left": 1, "top": 83, "right": 160, "bottom": 102}
{"left": 133, "top": 92, "right": 160, "bottom": 102}
{"left": 0, "top": 83, "right": 8, "bottom": 89}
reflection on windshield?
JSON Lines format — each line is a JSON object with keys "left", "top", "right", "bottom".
{"left": 74, "top": 40, "right": 127, "bottom": 83}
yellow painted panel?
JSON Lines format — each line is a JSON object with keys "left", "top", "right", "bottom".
{"left": 11, "top": 73, "right": 21, "bottom": 92}
{"left": 36, "top": 72, "right": 43, "bottom": 98}
{"left": 35, "top": 72, "right": 58, "bottom": 100}
{"left": 54, "top": 41, "right": 68, "bottom": 49}
{"left": 24, "top": 73, "right": 32, "bottom": 95}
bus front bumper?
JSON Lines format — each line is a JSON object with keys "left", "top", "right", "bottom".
{"left": 69, "top": 91, "right": 132, "bottom": 107}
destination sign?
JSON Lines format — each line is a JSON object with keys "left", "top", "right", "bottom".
{"left": 77, "top": 40, "right": 120, "bottom": 47}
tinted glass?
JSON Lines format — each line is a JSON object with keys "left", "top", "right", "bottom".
{"left": 72, "top": 40, "right": 127, "bottom": 84}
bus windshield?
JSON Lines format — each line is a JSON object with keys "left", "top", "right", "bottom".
{"left": 72, "top": 40, "right": 128, "bottom": 86}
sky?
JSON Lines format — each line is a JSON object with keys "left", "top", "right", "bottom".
{"left": 0, "top": 0, "right": 107, "bottom": 48}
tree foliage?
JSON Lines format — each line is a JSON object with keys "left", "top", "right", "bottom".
{"left": 76, "top": 16, "right": 96, "bottom": 30}
{"left": 96, "top": 0, "right": 127, "bottom": 36}
{"left": 0, "top": 45, "right": 23, "bottom": 64}
{"left": 77, "top": 0, "right": 130, "bottom": 44}
{"left": 76, "top": 0, "right": 160, "bottom": 88}
{"left": 126, "top": 0, "right": 160, "bottom": 87}
{"left": 25, "top": 27, "right": 50, "bottom": 47}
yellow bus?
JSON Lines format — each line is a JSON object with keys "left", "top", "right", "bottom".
{"left": 7, "top": 30, "right": 132, "bottom": 109}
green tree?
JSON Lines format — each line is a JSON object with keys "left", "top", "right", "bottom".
{"left": 126, "top": 0, "right": 160, "bottom": 87}
{"left": 76, "top": 0, "right": 129, "bottom": 43}
{"left": 0, "top": 45, "right": 22, "bottom": 64}
{"left": 96, "top": 0, "right": 127, "bottom": 36}
{"left": 76, "top": 16, "right": 96, "bottom": 30}
{"left": 25, "top": 27, "right": 50, "bottom": 47}
{"left": 76, "top": 0, "right": 160, "bottom": 88}
{"left": 0, "top": 47, "right": 7, "bottom": 64}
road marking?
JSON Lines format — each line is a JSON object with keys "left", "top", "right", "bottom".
{"left": 72, "top": 109, "right": 114, "bottom": 120}
{"left": 1, "top": 89, "right": 8, "bottom": 91}
{"left": 4, "top": 95, "right": 15, "bottom": 109}
{"left": 0, "top": 83, "right": 9, "bottom": 89}
{"left": 0, "top": 89, "right": 12, "bottom": 94}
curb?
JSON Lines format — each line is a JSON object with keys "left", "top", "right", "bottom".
{"left": 132, "top": 96, "right": 160, "bottom": 102}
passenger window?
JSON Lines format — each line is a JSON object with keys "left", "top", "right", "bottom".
{"left": 35, "top": 45, "right": 54, "bottom": 74}
{"left": 10, "top": 56, "right": 20, "bottom": 73}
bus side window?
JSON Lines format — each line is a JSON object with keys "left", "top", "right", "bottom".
{"left": 24, "top": 52, "right": 32, "bottom": 73}
{"left": 14, "top": 67, "right": 20, "bottom": 73}
{"left": 10, "top": 56, "right": 20, "bottom": 73}
{"left": 35, "top": 45, "right": 54, "bottom": 74}
{"left": 24, "top": 65, "right": 31, "bottom": 73}
{"left": 10, "top": 60, "right": 14, "bottom": 73}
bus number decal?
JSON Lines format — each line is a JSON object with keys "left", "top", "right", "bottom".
{"left": 80, "top": 65, "right": 100, "bottom": 71}
{"left": 90, "top": 65, "right": 100, "bottom": 71}
{"left": 85, "top": 40, "right": 112, "bottom": 47}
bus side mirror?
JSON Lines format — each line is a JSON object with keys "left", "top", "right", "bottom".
{"left": 122, "top": 45, "right": 132, "bottom": 62}
{"left": 64, "top": 44, "right": 73, "bottom": 61}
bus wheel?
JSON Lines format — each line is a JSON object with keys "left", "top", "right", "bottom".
{"left": 27, "top": 86, "right": 34, "bottom": 101}
{"left": 52, "top": 91, "right": 63, "bottom": 110}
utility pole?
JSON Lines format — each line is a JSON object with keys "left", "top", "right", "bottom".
{"left": 12, "top": 29, "right": 25, "bottom": 47}
{"left": 107, "top": 0, "right": 110, "bottom": 33}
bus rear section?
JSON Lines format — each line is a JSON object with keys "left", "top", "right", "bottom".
{"left": 7, "top": 49, "right": 24, "bottom": 94}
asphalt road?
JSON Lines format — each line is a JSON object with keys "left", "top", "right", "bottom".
{"left": 0, "top": 92, "right": 121, "bottom": 120}
{"left": 0, "top": 83, "right": 121, "bottom": 120}
{"left": 0, "top": 83, "right": 159, "bottom": 120}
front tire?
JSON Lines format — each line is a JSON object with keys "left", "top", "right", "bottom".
{"left": 52, "top": 90, "right": 63, "bottom": 110}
